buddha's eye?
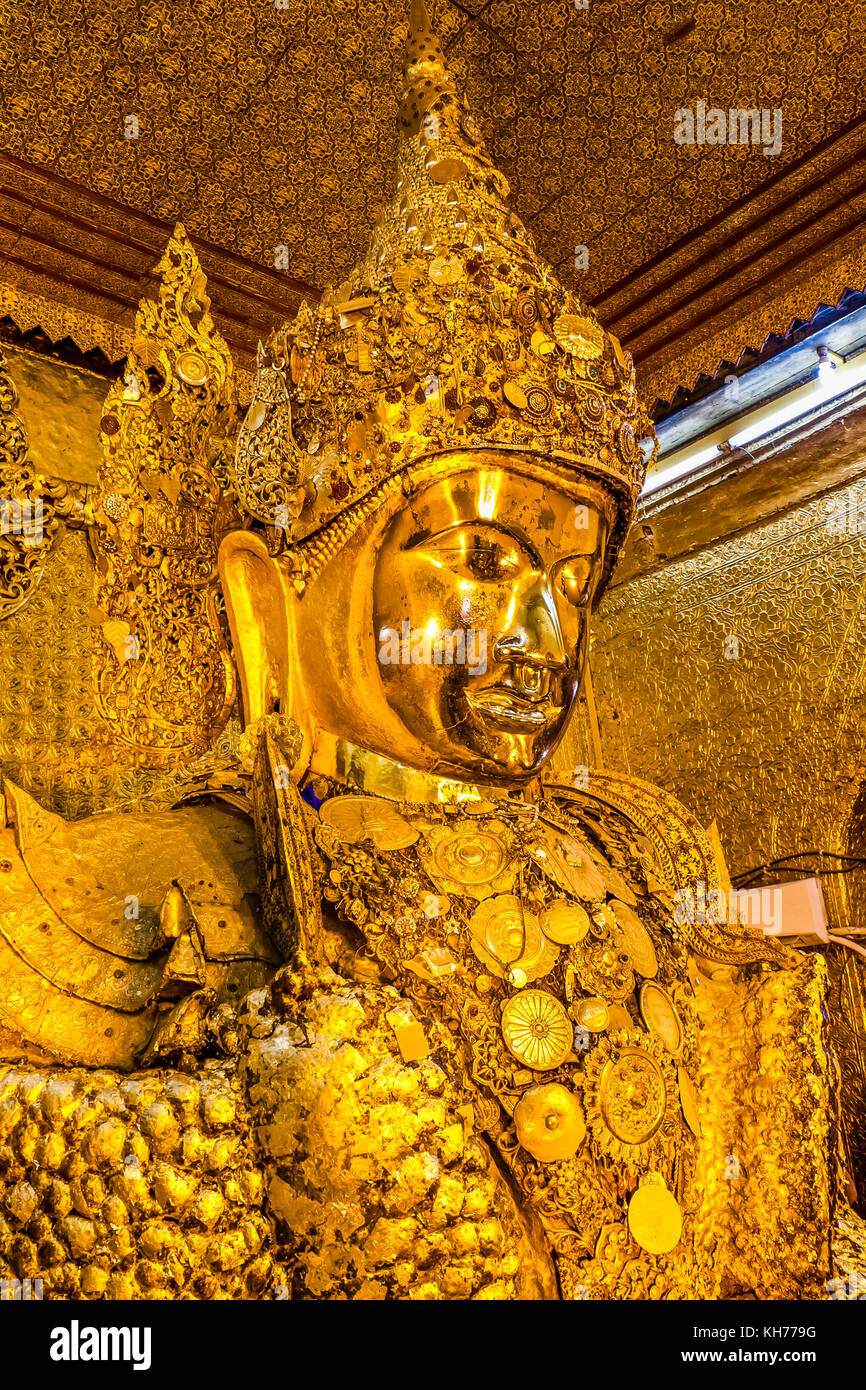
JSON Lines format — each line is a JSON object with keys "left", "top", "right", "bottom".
{"left": 555, "top": 556, "right": 593, "bottom": 607}
{"left": 420, "top": 526, "right": 523, "bottom": 582}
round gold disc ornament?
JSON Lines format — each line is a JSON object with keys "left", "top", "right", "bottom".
{"left": 572, "top": 996, "right": 608, "bottom": 1032}
{"left": 678, "top": 1065, "right": 702, "bottom": 1137}
{"left": 530, "top": 329, "right": 556, "bottom": 357}
{"left": 319, "top": 795, "right": 419, "bottom": 851}
{"left": 419, "top": 819, "right": 516, "bottom": 900}
{"left": 640, "top": 982, "right": 683, "bottom": 1058}
{"left": 600, "top": 1047, "right": 667, "bottom": 1145}
{"left": 627, "top": 1180, "right": 682, "bottom": 1255}
{"left": 552, "top": 313, "right": 604, "bottom": 359}
{"left": 539, "top": 899, "right": 590, "bottom": 945}
{"left": 176, "top": 350, "right": 209, "bottom": 386}
{"left": 610, "top": 900, "right": 658, "bottom": 979}
{"left": 514, "top": 1083, "right": 586, "bottom": 1162}
{"left": 501, "top": 990, "right": 573, "bottom": 1070}
{"left": 428, "top": 253, "right": 463, "bottom": 286}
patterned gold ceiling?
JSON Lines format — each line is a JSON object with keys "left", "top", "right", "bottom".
{"left": 2, "top": 0, "right": 864, "bottom": 306}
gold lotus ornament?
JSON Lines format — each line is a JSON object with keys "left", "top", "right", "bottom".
{"left": 552, "top": 313, "right": 605, "bottom": 360}
{"left": 501, "top": 990, "right": 573, "bottom": 1070}
{"left": 513, "top": 1083, "right": 586, "bottom": 1162}
{"left": 530, "top": 826, "right": 606, "bottom": 902}
{"left": 419, "top": 818, "right": 516, "bottom": 900}
{"left": 319, "top": 795, "right": 419, "bottom": 851}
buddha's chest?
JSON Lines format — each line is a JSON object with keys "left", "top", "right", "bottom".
{"left": 312, "top": 792, "right": 704, "bottom": 1243}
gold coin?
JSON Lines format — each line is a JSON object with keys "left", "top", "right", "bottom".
{"left": 539, "top": 899, "right": 590, "bottom": 945}
{"left": 610, "top": 901, "right": 658, "bottom": 978}
{"left": 503, "top": 380, "right": 528, "bottom": 410}
{"left": 501, "top": 990, "right": 572, "bottom": 1071}
{"left": 627, "top": 1182, "right": 682, "bottom": 1255}
{"left": 176, "top": 350, "right": 208, "bottom": 386}
{"left": 572, "top": 996, "right": 608, "bottom": 1032}
{"left": 640, "top": 982, "right": 683, "bottom": 1057}
{"left": 678, "top": 1065, "right": 701, "bottom": 1137}
{"left": 530, "top": 328, "right": 555, "bottom": 357}
{"left": 319, "top": 795, "right": 419, "bottom": 851}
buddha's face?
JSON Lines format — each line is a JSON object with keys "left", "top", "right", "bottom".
{"left": 223, "top": 459, "right": 614, "bottom": 788}
{"left": 368, "top": 465, "right": 610, "bottom": 781}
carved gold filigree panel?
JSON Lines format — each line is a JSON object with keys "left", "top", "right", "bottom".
{"left": 91, "top": 224, "right": 240, "bottom": 765}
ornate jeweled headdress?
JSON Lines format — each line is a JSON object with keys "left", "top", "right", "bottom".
{"left": 232, "top": 0, "right": 655, "bottom": 590}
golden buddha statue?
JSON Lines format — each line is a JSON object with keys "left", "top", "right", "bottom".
{"left": 0, "top": 0, "right": 863, "bottom": 1302}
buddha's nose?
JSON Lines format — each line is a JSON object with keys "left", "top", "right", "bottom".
{"left": 492, "top": 577, "right": 568, "bottom": 674}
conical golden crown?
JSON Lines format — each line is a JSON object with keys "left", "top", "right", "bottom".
{"left": 232, "top": 0, "right": 653, "bottom": 581}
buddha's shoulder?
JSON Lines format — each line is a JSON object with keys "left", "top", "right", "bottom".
{"left": 541, "top": 767, "right": 724, "bottom": 898}
{"left": 0, "top": 780, "right": 279, "bottom": 1070}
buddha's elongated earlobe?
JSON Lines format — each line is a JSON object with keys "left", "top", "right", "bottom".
{"left": 218, "top": 529, "right": 313, "bottom": 773}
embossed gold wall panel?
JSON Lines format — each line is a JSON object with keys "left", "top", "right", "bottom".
{"left": 1, "top": 344, "right": 104, "bottom": 484}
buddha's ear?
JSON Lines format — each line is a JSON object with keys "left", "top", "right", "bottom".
{"left": 218, "top": 531, "right": 292, "bottom": 730}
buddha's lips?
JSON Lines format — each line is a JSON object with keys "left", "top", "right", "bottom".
{"left": 465, "top": 688, "right": 561, "bottom": 729}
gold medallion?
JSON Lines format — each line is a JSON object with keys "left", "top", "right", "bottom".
{"left": 530, "top": 328, "right": 555, "bottom": 357}
{"left": 501, "top": 990, "right": 573, "bottom": 1070}
{"left": 468, "top": 895, "right": 557, "bottom": 982}
{"left": 319, "top": 795, "right": 419, "bottom": 850}
{"left": 627, "top": 1180, "right": 682, "bottom": 1255}
{"left": 572, "top": 996, "right": 608, "bottom": 1032}
{"left": 678, "top": 1065, "right": 702, "bottom": 1137}
{"left": 539, "top": 899, "right": 590, "bottom": 945}
{"left": 610, "top": 900, "right": 658, "bottom": 978}
{"left": 599, "top": 1045, "right": 667, "bottom": 1144}
{"left": 468, "top": 894, "right": 525, "bottom": 973}
{"left": 514, "top": 1083, "right": 586, "bottom": 1161}
{"left": 419, "top": 818, "right": 516, "bottom": 900}
{"left": 640, "top": 981, "right": 683, "bottom": 1057}
{"left": 503, "top": 380, "right": 528, "bottom": 410}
